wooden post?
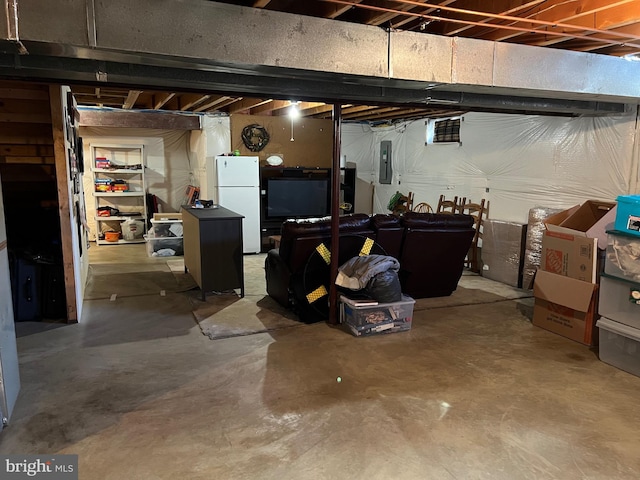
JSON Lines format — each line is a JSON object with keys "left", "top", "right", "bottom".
{"left": 328, "top": 103, "right": 342, "bottom": 325}
{"left": 49, "top": 86, "right": 78, "bottom": 323}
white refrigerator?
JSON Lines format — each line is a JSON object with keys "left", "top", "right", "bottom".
{"left": 207, "top": 155, "right": 261, "bottom": 254}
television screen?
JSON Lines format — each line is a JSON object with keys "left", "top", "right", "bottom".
{"left": 267, "top": 178, "right": 329, "bottom": 218}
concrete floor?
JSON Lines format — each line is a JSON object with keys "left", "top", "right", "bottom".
{"left": 1, "top": 243, "right": 640, "bottom": 479}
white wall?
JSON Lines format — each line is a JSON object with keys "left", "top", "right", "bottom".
{"left": 342, "top": 111, "right": 640, "bottom": 223}
{"left": 189, "top": 115, "right": 231, "bottom": 200}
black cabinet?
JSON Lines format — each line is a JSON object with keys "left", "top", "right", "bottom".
{"left": 181, "top": 205, "right": 244, "bottom": 301}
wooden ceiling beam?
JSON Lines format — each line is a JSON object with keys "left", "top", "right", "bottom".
{"left": 202, "top": 97, "right": 242, "bottom": 113}
{"left": 73, "top": 97, "right": 127, "bottom": 107}
{"left": 479, "top": 0, "right": 639, "bottom": 43}
{"left": 370, "top": 0, "right": 463, "bottom": 29}
{"left": 532, "top": 21, "right": 640, "bottom": 49}
{"left": 193, "top": 95, "right": 233, "bottom": 112}
{"left": 249, "top": 100, "right": 292, "bottom": 115}
{"left": 179, "top": 94, "right": 212, "bottom": 111}
{"left": 327, "top": 0, "right": 362, "bottom": 19}
{"left": 298, "top": 102, "right": 331, "bottom": 115}
{"left": 394, "top": 0, "right": 459, "bottom": 29}
{"left": 270, "top": 101, "right": 328, "bottom": 116}
{"left": 303, "top": 104, "right": 339, "bottom": 116}
{"left": 253, "top": 0, "right": 271, "bottom": 7}
{"left": 321, "top": 0, "right": 640, "bottom": 49}
{"left": 341, "top": 105, "right": 379, "bottom": 115}
{"left": 228, "top": 98, "right": 273, "bottom": 114}
{"left": 154, "top": 92, "right": 176, "bottom": 110}
{"left": 123, "top": 90, "right": 143, "bottom": 109}
{"left": 343, "top": 107, "right": 402, "bottom": 120}
{"left": 439, "top": 0, "right": 547, "bottom": 36}
{"left": 79, "top": 110, "right": 200, "bottom": 129}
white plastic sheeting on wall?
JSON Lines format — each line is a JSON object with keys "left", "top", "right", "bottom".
{"left": 342, "top": 111, "right": 639, "bottom": 223}
{"left": 189, "top": 115, "right": 231, "bottom": 200}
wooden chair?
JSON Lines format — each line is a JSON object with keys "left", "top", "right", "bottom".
{"left": 406, "top": 192, "right": 414, "bottom": 212}
{"left": 391, "top": 191, "right": 414, "bottom": 215}
{"left": 413, "top": 202, "right": 433, "bottom": 213}
{"left": 460, "top": 199, "right": 489, "bottom": 273}
{"left": 436, "top": 195, "right": 465, "bottom": 214}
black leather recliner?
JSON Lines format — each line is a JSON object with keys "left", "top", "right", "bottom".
{"left": 265, "top": 212, "right": 475, "bottom": 322}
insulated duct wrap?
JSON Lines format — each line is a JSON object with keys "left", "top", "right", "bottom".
{"left": 522, "top": 206, "right": 564, "bottom": 290}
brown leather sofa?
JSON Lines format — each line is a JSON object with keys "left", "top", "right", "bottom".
{"left": 265, "top": 212, "right": 475, "bottom": 322}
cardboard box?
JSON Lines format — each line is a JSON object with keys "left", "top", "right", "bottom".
{"left": 153, "top": 212, "right": 182, "bottom": 222}
{"left": 533, "top": 270, "right": 599, "bottom": 345}
{"left": 540, "top": 200, "right": 616, "bottom": 284}
{"left": 545, "top": 200, "right": 616, "bottom": 249}
{"left": 541, "top": 230, "right": 598, "bottom": 283}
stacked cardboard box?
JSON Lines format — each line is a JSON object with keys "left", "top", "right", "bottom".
{"left": 532, "top": 200, "right": 616, "bottom": 346}
{"left": 481, "top": 220, "right": 527, "bottom": 288}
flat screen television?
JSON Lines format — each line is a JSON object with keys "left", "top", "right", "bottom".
{"left": 267, "top": 177, "right": 330, "bottom": 218}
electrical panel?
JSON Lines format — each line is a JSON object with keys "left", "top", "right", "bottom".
{"left": 379, "top": 140, "right": 392, "bottom": 184}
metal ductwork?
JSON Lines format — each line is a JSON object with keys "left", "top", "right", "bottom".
{"left": 1, "top": 0, "right": 638, "bottom": 116}
{"left": 424, "top": 91, "right": 630, "bottom": 116}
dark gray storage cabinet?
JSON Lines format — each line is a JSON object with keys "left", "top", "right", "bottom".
{"left": 181, "top": 205, "right": 244, "bottom": 300}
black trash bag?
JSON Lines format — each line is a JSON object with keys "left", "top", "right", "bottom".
{"left": 364, "top": 268, "right": 402, "bottom": 303}
{"left": 336, "top": 254, "right": 402, "bottom": 303}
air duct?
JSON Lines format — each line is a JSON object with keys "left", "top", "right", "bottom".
{"left": 1, "top": 0, "right": 639, "bottom": 115}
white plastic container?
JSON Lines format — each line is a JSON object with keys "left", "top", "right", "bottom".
{"left": 596, "top": 318, "right": 640, "bottom": 378}
{"left": 598, "top": 274, "right": 640, "bottom": 329}
{"left": 144, "top": 235, "right": 184, "bottom": 257}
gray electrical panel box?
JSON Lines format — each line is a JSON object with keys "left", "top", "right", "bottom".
{"left": 379, "top": 140, "right": 392, "bottom": 184}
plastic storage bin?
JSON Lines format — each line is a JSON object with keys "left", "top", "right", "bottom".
{"left": 605, "top": 231, "right": 640, "bottom": 283}
{"left": 598, "top": 274, "right": 640, "bottom": 329}
{"left": 614, "top": 195, "right": 640, "bottom": 237}
{"left": 340, "top": 294, "right": 415, "bottom": 337}
{"left": 144, "top": 223, "right": 184, "bottom": 257}
{"left": 596, "top": 317, "right": 640, "bottom": 378}
{"left": 145, "top": 236, "right": 184, "bottom": 257}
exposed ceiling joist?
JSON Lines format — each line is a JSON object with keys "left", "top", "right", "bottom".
{"left": 154, "top": 92, "right": 176, "bottom": 109}
{"left": 123, "top": 90, "right": 143, "bottom": 109}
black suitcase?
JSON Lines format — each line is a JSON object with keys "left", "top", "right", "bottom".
{"left": 12, "top": 256, "right": 42, "bottom": 322}
{"left": 41, "top": 262, "right": 66, "bottom": 319}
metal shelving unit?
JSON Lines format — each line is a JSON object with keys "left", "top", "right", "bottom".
{"left": 90, "top": 144, "right": 147, "bottom": 245}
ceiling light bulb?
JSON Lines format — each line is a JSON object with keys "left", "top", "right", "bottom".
{"left": 289, "top": 102, "right": 300, "bottom": 119}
